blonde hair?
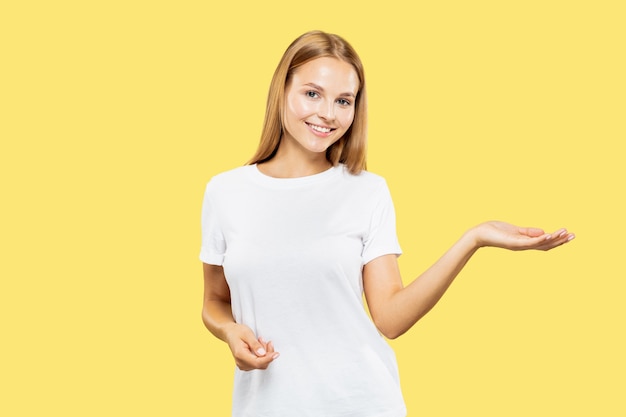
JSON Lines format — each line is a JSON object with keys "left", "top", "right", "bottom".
{"left": 247, "top": 30, "right": 368, "bottom": 175}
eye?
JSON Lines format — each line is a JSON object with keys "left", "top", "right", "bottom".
{"left": 306, "top": 90, "right": 320, "bottom": 99}
{"left": 337, "top": 98, "right": 352, "bottom": 106}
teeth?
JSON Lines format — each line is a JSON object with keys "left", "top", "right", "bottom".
{"left": 308, "top": 123, "right": 331, "bottom": 133}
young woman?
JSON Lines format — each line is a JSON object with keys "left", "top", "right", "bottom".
{"left": 200, "top": 30, "right": 574, "bottom": 417}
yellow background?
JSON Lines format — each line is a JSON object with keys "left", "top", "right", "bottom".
{"left": 1, "top": 1, "right": 624, "bottom": 415}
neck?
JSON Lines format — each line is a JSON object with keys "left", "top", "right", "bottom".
{"left": 257, "top": 138, "right": 332, "bottom": 179}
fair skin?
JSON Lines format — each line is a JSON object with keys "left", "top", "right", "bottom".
{"left": 202, "top": 57, "right": 575, "bottom": 370}
{"left": 258, "top": 57, "right": 358, "bottom": 178}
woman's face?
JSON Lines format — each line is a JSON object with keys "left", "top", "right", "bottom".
{"left": 282, "top": 57, "right": 359, "bottom": 156}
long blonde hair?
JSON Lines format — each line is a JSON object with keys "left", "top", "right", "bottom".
{"left": 247, "top": 31, "right": 368, "bottom": 175}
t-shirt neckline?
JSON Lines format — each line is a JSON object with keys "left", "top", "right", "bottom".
{"left": 250, "top": 164, "right": 342, "bottom": 187}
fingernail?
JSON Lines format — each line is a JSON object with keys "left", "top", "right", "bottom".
{"left": 545, "top": 234, "right": 552, "bottom": 240}
{"left": 256, "top": 348, "right": 266, "bottom": 356}
{"left": 559, "top": 231, "right": 567, "bottom": 238}
{"left": 567, "top": 234, "right": 575, "bottom": 241}
{"left": 272, "top": 353, "right": 280, "bottom": 359}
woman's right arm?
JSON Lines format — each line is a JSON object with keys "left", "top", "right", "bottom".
{"left": 202, "top": 263, "right": 279, "bottom": 370}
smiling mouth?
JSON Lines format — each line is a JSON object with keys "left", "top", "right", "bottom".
{"left": 305, "top": 122, "right": 335, "bottom": 134}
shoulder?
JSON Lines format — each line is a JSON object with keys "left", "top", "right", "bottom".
{"left": 350, "top": 168, "right": 386, "bottom": 184}
{"left": 208, "top": 165, "right": 254, "bottom": 183}
{"left": 332, "top": 166, "right": 395, "bottom": 209}
{"left": 339, "top": 165, "right": 390, "bottom": 192}
{"left": 205, "top": 165, "right": 255, "bottom": 191}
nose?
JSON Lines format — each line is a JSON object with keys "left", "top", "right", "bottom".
{"left": 317, "top": 99, "right": 335, "bottom": 121}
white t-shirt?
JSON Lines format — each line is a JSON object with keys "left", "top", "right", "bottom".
{"left": 200, "top": 164, "right": 406, "bottom": 417}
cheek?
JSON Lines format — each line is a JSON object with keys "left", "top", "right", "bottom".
{"left": 338, "top": 109, "right": 356, "bottom": 128}
{"left": 288, "top": 96, "right": 317, "bottom": 119}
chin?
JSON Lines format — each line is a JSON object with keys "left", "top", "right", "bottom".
{"left": 305, "top": 138, "right": 338, "bottom": 154}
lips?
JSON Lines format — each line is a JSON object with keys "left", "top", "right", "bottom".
{"left": 305, "top": 122, "right": 335, "bottom": 134}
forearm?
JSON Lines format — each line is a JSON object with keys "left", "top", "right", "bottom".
{"left": 202, "top": 299, "right": 237, "bottom": 343}
{"left": 380, "top": 230, "right": 479, "bottom": 338}
{"left": 201, "top": 264, "right": 279, "bottom": 369}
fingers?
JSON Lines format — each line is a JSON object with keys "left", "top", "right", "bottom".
{"left": 245, "top": 333, "right": 267, "bottom": 357}
{"left": 227, "top": 326, "right": 280, "bottom": 371}
{"left": 241, "top": 337, "right": 279, "bottom": 371}
{"left": 531, "top": 228, "right": 575, "bottom": 251}
{"left": 503, "top": 227, "right": 574, "bottom": 251}
{"left": 258, "top": 337, "right": 278, "bottom": 360}
{"left": 261, "top": 338, "right": 278, "bottom": 360}
{"left": 476, "top": 222, "right": 575, "bottom": 251}
{"left": 543, "top": 229, "right": 575, "bottom": 250}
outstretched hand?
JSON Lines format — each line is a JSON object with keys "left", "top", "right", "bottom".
{"left": 470, "top": 221, "right": 575, "bottom": 251}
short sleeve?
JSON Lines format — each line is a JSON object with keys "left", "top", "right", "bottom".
{"left": 199, "top": 181, "right": 226, "bottom": 265}
{"left": 361, "top": 181, "right": 402, "bottom": 264}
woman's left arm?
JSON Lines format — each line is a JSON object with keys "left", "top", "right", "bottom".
{"left": 363, "top": 221, "right": 575, "bottom": 339}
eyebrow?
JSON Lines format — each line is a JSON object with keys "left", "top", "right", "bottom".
{"left": 304, "top": 83, "right": 356, "bottom": 99}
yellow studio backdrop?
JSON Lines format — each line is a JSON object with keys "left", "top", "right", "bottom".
{"left": 1, "top": 1, "right": 624, "bottom": 416}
